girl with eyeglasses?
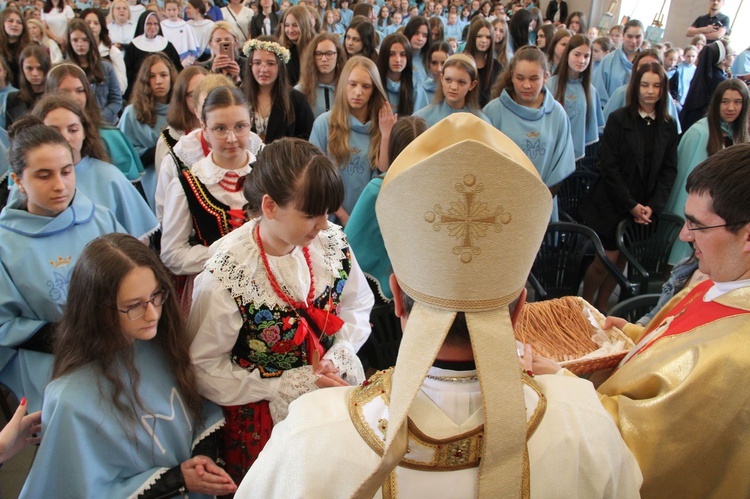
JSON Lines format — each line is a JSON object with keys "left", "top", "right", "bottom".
{"left": 154, "top": 74, "right": 263, "bottom": 223}
{"left": 188, "top": 137, "right": 372, "bottom": 483}
{"left": 0, "top": 118, "right": 125, "bottom": 413}
{"left": 243, "top": 36, "right": 314, "bottom": 144}
{"left": 161, "top": 86, "right": 257, "bottom": 308}
{"left": 296, "top": 32, "right": 347, "bottom": 119}
{"left": 20, "top": 233, "right": 236, "bottom": 498}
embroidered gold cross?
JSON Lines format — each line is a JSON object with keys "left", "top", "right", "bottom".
{"left": 424, "top": 174, "right": 511, "bottom": 263}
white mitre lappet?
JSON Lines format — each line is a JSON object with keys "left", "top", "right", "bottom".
{"left": 352, "top": 113, "right": 553, "bottom": 497}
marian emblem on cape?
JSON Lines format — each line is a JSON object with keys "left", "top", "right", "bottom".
{"left": 424, "top": 174, "right": 511, "bottom": 263}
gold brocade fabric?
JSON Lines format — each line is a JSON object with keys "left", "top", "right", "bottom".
{"left": 349, "top": 369, "right": 546, "bottom": 497}
{"left": 597, "top": 285, "right": 750, "bottom": 498}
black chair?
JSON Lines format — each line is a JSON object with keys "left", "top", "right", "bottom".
{"left": 608, "top": 293, "right": 661, "bottom": 324}
{"left": 576, "top": 141, "right": 601, "bottom": 172}
{"left": 529, "top": 222, "right": 638, "bottom": 302}
{"left": 364, "top": 302, "right": 403, "bottom": 370}
{"left": 616, "top": 212, "right": 684, "bottom": 295}
{"left": 557, "top": 170, "right": 598, "bottom": 223}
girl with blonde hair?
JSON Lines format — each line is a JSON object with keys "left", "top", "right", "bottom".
{"left": 310, "top": 56, "right": 389, "bottom": 226}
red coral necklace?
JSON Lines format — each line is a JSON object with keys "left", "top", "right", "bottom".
{"left": 254, "top": 224, "right": 343, "bottom": 360}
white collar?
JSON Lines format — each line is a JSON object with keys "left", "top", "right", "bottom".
{"left": 705, "top": 278, "right": 750, "bottom": 301}
{"left": 638, "top": 109, "right": 656, "bottom": 120}
{"left": 131, "top": 34, "right": 168, "bottom": 52}
{"left": 192, "top": 151, "right": 253, "bottom": 185}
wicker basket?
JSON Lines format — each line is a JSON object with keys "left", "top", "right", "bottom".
{"left": 516, "top": 297, "right": 636, "bottom": 375}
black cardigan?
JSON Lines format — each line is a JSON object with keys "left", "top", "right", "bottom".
{"left": 580, "top": 107, "right": 678, "bottom": 237}
{"left": 545, "top": 0, "right": 567, "bottom": 23}
{"left": 258, "top": 88, "right": 315, "bottom": 144}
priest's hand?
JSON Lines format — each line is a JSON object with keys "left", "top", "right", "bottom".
{"left": 603, "top": 316, "right": 628, "bottom": 330}
{"left": 181, "top": 456, "right": 237, "bottom": 496}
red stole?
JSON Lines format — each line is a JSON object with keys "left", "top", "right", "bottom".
{"left": 628, "top": 280, "right": 750, "bottom": 359}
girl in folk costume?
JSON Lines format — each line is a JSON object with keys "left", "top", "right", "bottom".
{"left": 310, "top": 56, "right": 389, "bottom": 227}
{"left": 545, "top": 34, "right": 604, "bottom": 162}
{"left": 278, "top": 6, "right": 315, "bottom": 86}
{"left": 64, "top": 19, "right": 123, "bottom": 125}
{"left": 81, "top": 8, "right": 128, "bottom": 93}
{"left": 27, "top": 95, "right": 158, "bottom": 241}
{"left": 161, "top": 86, "right": 258, "bottom": 307}
{"left": 666, "top": 79, "right": 750, "bottom": 264}
{"left": 415, "top": 53, "right": 491, "bottom": 126}
{"left": 20, "top": 234, "right": 236, "bottom": 498}
{"left": 45, "top": 64, "right": 145, "bottom": 189}
{"left": 188, "top": 138, "right": 372, "bottom": 482}
{"left": 483, "top": 45, "right": 575, "bottom": 221}
{"left": 420, "top": 42, "right": 453, "bottom": 103}
{"left": 295, "top": 32, "right": 347, "bottom": 119}
{"left": 155, "top": 74, "right": 263, "bottom": 222}
{"left": 0, "top": 119, "right": 125, "bottom": 413}
{"left": 580, "top": 63, "right": 678, "bottom": 311}
{"left": 464, "top": 18, "right": 501, "bottom": 107}
{"left": 377, "top": 33, "right": 430, "bottom": 117}
{"left": 119, "top": 53, "right": 178, "bottom": 209}
{"left": 242, "top": 36, "right": 315, "bottom": 144}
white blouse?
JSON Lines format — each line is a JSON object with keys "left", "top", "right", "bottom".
{"left": 107, "top": 20, "right": 137, "bottom": 46}
{"left": 220, "top": 5, "right": 253, "bottom": 45}
{"left": 42, "top": 5, "right": 75, "bottom": 41}
{"left": 188, "top": 219, "right": 374, "bottom": 407}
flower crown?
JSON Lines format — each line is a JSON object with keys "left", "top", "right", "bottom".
{"left": 242, "top": 39, "right": 291, "bottom": 64}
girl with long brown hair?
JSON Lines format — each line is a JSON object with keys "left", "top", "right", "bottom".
{"left": 545, "top": 34, "right": 604, "bottom": 162}
{"left": 296, "top": 32, "right": 347, "bottom": 118}
{"left": 119, "top": 53, "right": 178, "bottom": 208}
{"left": 21, "top": 233, "right": 236, "bottom": 498}
{"left": 242, "top": 36, "right": 314, "bottom": 144}
{"left": 65, "top": 19, "right": 123, "bottom": 125}
{"left": 666, "top": 79, "right": 750, "bottom": 264}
